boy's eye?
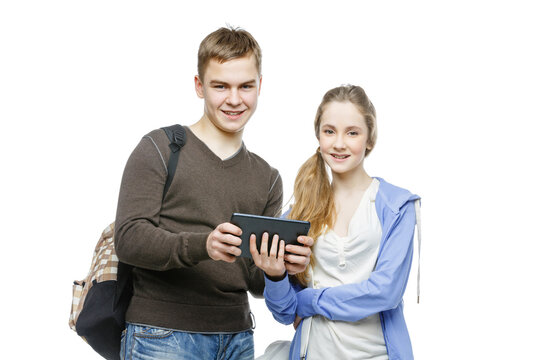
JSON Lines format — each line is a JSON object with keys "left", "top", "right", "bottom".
{"left": 242, "top": 84, "right": 254, "bottom": 89}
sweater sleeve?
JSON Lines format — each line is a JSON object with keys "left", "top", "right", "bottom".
{"left": 114, "top": 135, "right": 210, "bottom": 271}
{"left": 247, "top": 171, "right": 284, "bottom": 297}
{"left": 296, "top": 200, "right": 417, "bottom": 321}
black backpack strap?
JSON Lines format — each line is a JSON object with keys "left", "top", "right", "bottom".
{"left": 160, "top": 124, "right": 186, "bottom": 199}
{"left": 113, "top": 125, "right": 186, "bottom": 310}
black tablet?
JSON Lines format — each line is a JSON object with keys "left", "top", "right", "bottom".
{"left": 230, "top": 213, "right": 311, "bottom": 258}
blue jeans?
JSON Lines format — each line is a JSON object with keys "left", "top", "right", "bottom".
{"left": 120, "top": 323, "right": 254, "bottom": 360}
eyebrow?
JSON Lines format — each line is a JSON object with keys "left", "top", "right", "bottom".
{"left": 208, "top": 79, "right": 257, "bottom": 86}
{"left": 321, "top": 124, "right": 363, "bottom": 131}
{"left": 209, "top": 80, "right": 227, "bottom": 86}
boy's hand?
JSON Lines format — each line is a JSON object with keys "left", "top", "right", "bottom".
{"left": 206, "top": 223, "right": 242, "bottom": 263}
{"left": 284, "top": 235, "right": 313, "bottom": 275}
{"left": 250, "top": 232, "right": 286, "bottom": 279}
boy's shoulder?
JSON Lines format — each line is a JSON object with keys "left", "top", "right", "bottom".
{"left": 244, "top": 146, "right": 280, "bottom": 175}
{"left": 142, "top": 127, "right": 170, "bottom": 147}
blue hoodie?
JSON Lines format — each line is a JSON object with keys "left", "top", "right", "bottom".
{"left": 263, "top": 177, "right": 421, "bottom": 360}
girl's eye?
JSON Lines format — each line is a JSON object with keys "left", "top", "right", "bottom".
{"left": 324, "top": 129, "right": 334, "bottom": 135}
{"left": 348, "top": 131, "right": 358, "bottom": 136}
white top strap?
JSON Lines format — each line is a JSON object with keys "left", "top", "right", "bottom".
{"left": 300, "top": 316, "right": 313, "bottom": 359}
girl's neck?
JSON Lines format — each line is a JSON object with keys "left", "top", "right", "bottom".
{"left": 331, "top": 166, "right": 372, "bottom": 194}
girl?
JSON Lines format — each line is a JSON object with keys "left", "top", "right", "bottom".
{"left": 251, "top": 85, "right": 421, "bottom": 359}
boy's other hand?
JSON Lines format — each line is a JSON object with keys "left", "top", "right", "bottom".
{"left": 284, "top": 235, "right": 313, "bottom": 275}
{"left": 206, "top": 223, "right": 242, "bottom": 263}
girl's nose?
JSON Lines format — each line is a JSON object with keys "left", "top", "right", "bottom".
{"left": 333, "top": 134, "right": 346, "bottom": 149}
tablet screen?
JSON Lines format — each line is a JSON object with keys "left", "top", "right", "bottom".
{"left": 230, "top": 213, "right": 311, "bottom": 258}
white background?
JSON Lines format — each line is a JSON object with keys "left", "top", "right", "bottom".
{"left": 1, "top": 1, "right": 539, "bottom": 359}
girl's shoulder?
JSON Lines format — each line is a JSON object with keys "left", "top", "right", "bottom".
{"left": 374, "top": 177, "right": 420, "bottom": 214}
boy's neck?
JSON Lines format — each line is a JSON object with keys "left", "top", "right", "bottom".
{"left": 189, "top": 116, "right": 244, "bottom": 160}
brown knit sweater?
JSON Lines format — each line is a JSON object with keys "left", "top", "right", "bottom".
{"left": 114, "top": 127, "right": 283, "bottom": 332}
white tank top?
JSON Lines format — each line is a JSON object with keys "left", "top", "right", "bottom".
{"left": 306, "top": 178, "right": 388, "bottom": 359}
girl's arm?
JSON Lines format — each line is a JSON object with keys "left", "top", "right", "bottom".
{"left": 263, "top": 274, "right": 304, "bottom": 325}
{"left": 295, "top": 200, "right": 417, "bottom": 322}
{"left": 250, "top": 232, "right": 298, "bottom": 324}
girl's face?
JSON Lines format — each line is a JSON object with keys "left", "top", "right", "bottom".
{"left": 318, "top": 101, "right": 371, "bottom": 176}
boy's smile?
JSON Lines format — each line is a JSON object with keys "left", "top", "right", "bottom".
{"left": 195, "top": 54, "right": 261, "bottom": 135}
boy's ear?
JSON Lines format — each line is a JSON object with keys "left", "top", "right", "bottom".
{"left": 258, "top": 76, "right": 263, "bottom": 96}
{"left": 194, "top": 75, "right": 204, "bottom": 99}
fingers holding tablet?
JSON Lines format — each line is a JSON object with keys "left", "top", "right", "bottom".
{"left": 206, "top": 222, "right": 243, "bottom": 263}
{"left": 250, "top": 232, "right": 286, "bottom": 278}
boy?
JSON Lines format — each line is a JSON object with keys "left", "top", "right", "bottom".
{"left": 114, "top": 27, "right": 312, "bottom": 359}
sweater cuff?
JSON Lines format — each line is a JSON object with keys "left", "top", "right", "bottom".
{"left": 185, "top": 232, "right": 211, "bottom": 264}
{"left": 263, "top": 272, "right": 292, "bottom": 301}
{"left": 297, "top": 287, "right": 324, "bottom": 318}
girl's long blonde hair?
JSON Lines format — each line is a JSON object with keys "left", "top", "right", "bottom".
{"left": 290, "top": 85, "right": 378, "bottom": 286}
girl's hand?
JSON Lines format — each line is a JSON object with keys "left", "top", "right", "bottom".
{"left": 293, "top": 315, "right": 302, "bottom": 330}
{"left": 284, "top": 235, "right": 313, "bottom": 275}
{"left": 250, "top": 232, "right": 286, "bottom": 280}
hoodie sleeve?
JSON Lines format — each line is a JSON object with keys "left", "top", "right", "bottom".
{"left": 263, "top": 274, "right": 305, "bottom": 325}
{"left": 295, "top": 200, "right": 416, "bottom": 321}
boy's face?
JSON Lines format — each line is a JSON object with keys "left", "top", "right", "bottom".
{"left": 195, "top": 55, "right": 262, "bottom": 135}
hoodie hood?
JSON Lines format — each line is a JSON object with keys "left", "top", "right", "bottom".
{"left": 375, "top": 177, "right": 420, "bottom": 214}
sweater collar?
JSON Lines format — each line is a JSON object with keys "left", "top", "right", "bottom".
{"left": 185, "top": 127, "right": 247, "bottom": 168}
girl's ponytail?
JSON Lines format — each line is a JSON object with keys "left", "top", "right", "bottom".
{"left": 289, "top": 149, "right": 335, "bottom": 286}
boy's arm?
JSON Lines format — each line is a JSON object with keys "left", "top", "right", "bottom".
{"left": 114, "top": 135, "right": 211, "bottom": 271}
{"left": 295, "top": 201, "right": 417, "bottom": 322}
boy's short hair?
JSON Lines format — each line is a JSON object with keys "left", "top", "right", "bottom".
{"left": 198, "top": 27, "right": 262, "bottom": 81}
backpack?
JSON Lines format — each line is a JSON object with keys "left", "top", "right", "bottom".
{"left": 69, "top": 125, "right": 186, "bottom": 360}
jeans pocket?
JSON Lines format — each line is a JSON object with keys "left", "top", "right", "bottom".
{"left": 133, "top": 325, "right": 174, "bottom": 339}
{"left": 129, "top": 325, "right": 179, "bottom": 360}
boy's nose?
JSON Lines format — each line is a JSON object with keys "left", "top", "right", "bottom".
{"left": 227, "top": 89, "right": 242, "bottom": 106}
